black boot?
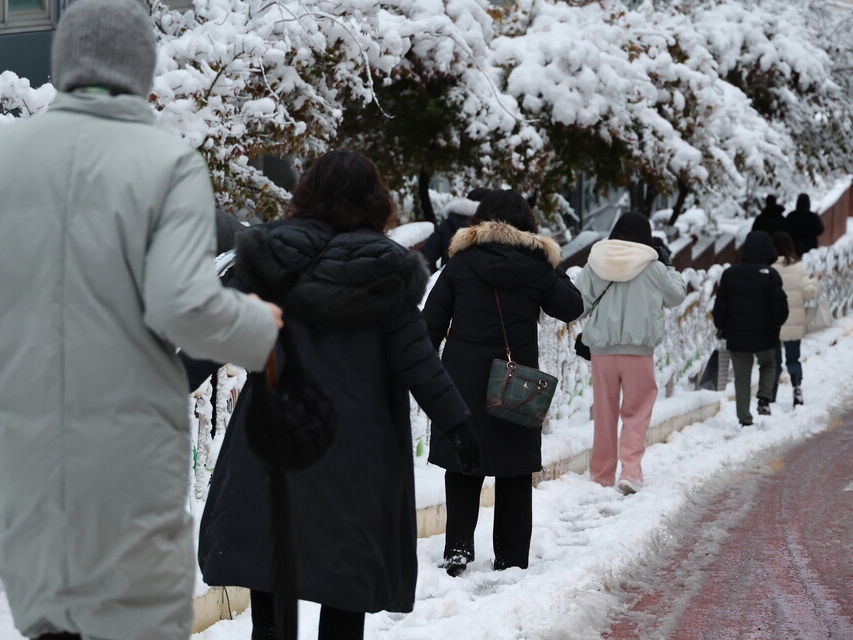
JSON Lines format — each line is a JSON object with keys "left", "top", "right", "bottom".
{"left": 442, "top": 552, "right": 470, "bottom": 577}
{"left": 32, "top": 635, "right": 82, "bottom": 640}
{"left": 250, "top": 590, "right": 277, "bottom": 640}
{"left": 757, "top": 397, "right": 772, "bottom": 416}
{"left": 319, "top": 605, "right": 365, "bottom": 640}
{"left": 791, "top": 373, "right": 804, "bottom": 406}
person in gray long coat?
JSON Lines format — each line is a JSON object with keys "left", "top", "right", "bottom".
{"left": 0, "top": 2, "right": 281, "bottom": 639}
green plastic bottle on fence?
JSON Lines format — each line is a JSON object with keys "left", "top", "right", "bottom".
{"left": 415, "top": 438, "right": 424, "bottom": 457}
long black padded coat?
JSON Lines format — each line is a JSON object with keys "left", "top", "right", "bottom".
{"left": 713, "top": 230, "right": 789, "bottom": 352}
{"left": 198, "top": 218, "right": 470, "bottom": 614}
{"left": 423, "top": 221, "right": 584, "bottom": 476}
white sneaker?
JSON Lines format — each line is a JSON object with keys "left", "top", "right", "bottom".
{"left": 616, "top": 478, "right": 642, "bottom": 495}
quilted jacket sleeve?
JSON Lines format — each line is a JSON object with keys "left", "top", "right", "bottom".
{"left": 384, "top": 307, "right": 470, "bottom": 431}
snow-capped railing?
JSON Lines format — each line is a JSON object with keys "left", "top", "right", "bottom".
{"left": 189, "top": 232, "right": 853, "bottom": 501}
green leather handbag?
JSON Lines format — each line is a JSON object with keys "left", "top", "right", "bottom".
{"left": 485, "top": 289, "right": 558, "bottom": 429}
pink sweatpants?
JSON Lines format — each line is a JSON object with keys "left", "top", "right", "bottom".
{"left": 589, "top": 354, "right": 658, "bottom": 487}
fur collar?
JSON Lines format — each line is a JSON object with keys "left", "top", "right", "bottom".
{"left": 448, "top": 221, "right": 562, "bottom": 267}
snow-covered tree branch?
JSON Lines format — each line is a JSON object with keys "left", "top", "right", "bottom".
{"left": 2, "top": 0, "right": 851, "bottom": 221}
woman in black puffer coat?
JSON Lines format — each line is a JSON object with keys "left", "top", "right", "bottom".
{"left": 197, "top": 150, "right": 479, "bottom": 640}
{"left": 423, "top": 189, "right": 583, "bottom": 576}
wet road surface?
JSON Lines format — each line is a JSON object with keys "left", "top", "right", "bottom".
{"left": 603, "top": 413, "right": 853, "bottom": 640}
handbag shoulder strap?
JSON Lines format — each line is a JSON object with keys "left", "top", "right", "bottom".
{"left": 264, "top": 322, "right": 304, "bottom": 389}
{"left": 590, "top": 281, "right": 613, "bottom": 311}
{"left": 493, "top": 288, "right": 513, "bottom": 362}
{"left": 265, "top": 350, "right": 278, "bottom": 389}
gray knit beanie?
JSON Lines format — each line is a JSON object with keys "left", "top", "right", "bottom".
{"left": 51, "top": 0, "right": 157, "bottom": 98}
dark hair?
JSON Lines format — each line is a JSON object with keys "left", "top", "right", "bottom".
{"left": 609, "top": 211, "right": 653, "bottom": 247}
{"left": 772, "top": 230, "right": 799, "bottom": 265}
{"left": 795, "top": 193, "right": 811, "bottom": 214}
{"left": 466, "top": 187, "right": 491, "bottom": 202}
{"left": 287, "top": 150, "right": 394, "bottom": 232}
{"left": 469, "top": 189, "right": 538, "bottom": 233}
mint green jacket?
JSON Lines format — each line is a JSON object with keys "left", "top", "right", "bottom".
{"left": 0, "top": 92, "right": 276, "bottom": 640}
{"left": 575, "top": 239, "right": 686, "bottom": 356}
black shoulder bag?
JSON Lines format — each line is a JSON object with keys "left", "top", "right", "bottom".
{"left": 485, "top": 288, "right": 558, "bottom": 429}
{"left": 243, "top": 322, "right": 338, "bottom": 640}
{"left": 244, "top": 322, "right": 337, "bottom": 471}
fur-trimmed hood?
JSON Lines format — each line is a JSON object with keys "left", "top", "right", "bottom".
{"left": 587, "top": 239, "right": 658, "bottom": 282}
{"left": 440, "top": 221, "right": 561, "bottom": 289}
{"left": 444, "top": 220, "right": 563, "bottom": 289}
{"left": 449, "top": 221, "right": 561, "bottom": 266}
{"left": 235, "top": 219, "right": 429, "bottom": 330}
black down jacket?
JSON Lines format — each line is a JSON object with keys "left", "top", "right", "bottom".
{"left": 198, "top": 218, "right": 470, "bottom": 614}
{"left": 786, "top": 194, "right": 825, "bottom": 257}
{"left": 713, "top": 231, "right": 789, "bottom": 352}
{"left": 423, "top": 221, "right": 584, "bottom": 476}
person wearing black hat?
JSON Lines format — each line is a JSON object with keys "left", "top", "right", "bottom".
{"left": 752, "top": 194, "right": 792, "bottom": 238}
{"left": 0, "top": 1, "right": 282, "bottom": 639}
{"left": 786, "top": 193, "right": 825, "bottom": 257}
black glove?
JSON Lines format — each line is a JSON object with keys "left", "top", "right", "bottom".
{"left": 443, "top": 420, "right": 481, "bottom": 473}
{"left": 653, "top": 243, "right": 673, "bottom": 267}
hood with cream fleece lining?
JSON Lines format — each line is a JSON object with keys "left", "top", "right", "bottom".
{"left": 588, "top": 239, "right": 658, "bottom": 282}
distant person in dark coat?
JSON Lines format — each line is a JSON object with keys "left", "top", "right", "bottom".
{"left": 423, "top": 189, "right": 584, "bottom": 576}
{"left": 752, "top": 195, "right": 792, "bottom": 238}
{"left": 196, "top": 150, "right": 479, "bottom": 640}
{"left": 713, "top": 231, "right": 789, "bottom": 426}
{"left": 419, "top": 187, "right": 490, "bottom": 272}
{"left": 786, "top": 193, "right": 825, "bottom": 257}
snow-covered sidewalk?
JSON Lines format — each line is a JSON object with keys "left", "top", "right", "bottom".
{"left": 1, "top": 320, "right": 849, "bottom": 640}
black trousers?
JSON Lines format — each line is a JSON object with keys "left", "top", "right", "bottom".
{"left": 251, "top": 590, "right": 365, "bottom": 640}
{"left": 443, "top": 471, "right": 532, "bottom": 570}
